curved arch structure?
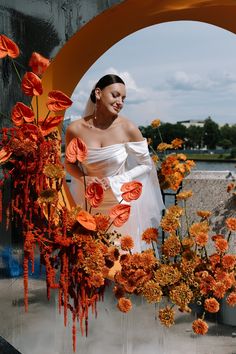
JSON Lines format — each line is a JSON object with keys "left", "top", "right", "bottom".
{"left": 43, "top": 0, "right": 236, "bottom": 206}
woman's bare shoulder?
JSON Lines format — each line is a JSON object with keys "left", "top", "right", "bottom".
{"left": 119, "top": 115, "right": 143, "bottom": 142}
{"left": 65, "top": 118, "right": 84, "bottom": 143}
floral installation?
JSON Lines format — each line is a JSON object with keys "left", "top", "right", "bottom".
{"left": 0, "top": 35, "right": 236, "bottom": 353}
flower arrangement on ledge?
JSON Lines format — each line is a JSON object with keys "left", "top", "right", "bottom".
{"left": 0, "top": 34, "right": 236, "bottom": 352}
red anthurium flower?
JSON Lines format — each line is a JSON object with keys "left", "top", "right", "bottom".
{"left": 11, "top": 102, "right": 35, "bottom": 126}
{"left": 76, "top": 210, "right": 97, "bottom": 231}
{"left": 28, "top": 52, "right": 50, "bottom": 76}
{"left": 21, "top": 72, "right": 43, "bottom": 96}
{"left": 46, "top": 90, "right": 72, "bottom": 112}
{"left": 0, "top": 147, "right": 12, "bottom": 164}
{"left": 0, "top": 34, "right": 20, "bottom": 58}
{"left": 121, "top": 181, "right": 143, "bottom": 202}
{"left": 109, "top": 204, "right": 131, "bottom": 227}
{"left": 39, "top": 115, "right": 64, "bottom": 136}
{"left": 85, "top": 182, "right": 104, "bottom": 208}
{"left": 65, "top": 137, "right": 88, "bottom": 163}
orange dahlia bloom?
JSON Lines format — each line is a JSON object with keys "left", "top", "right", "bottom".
{"left": 121, "top": 181, "right": 142, "bottom": 202}
{"left": 28, "top": 52, "right": 50, "bottom": 76}
{"left": 226, "top": 217, "right": 236, "bottom": 231}
{"left": 46, "top": 90, "right": 72, "bottom": 112}
{"left": 94, "top": 214, "right": 110, "bottom": 231}
{"left": 171, "top": 138, "right": 184, "bottom": 149}
{"left": 222, "top": 254, "right": 236, "bottom": 270}
{"left": 176, "top": 190, "right": 193, "bottom": 200}
{"left": 141, "top": 227, "right": 158, "bottom": 244}
{"left": 151, "top": 119, "right": 161, "bottom": 128}
{"left": 157, "top": 142, "right": 172, "bottom": 151}
{"left": 197, "top": 210, "right": 212, "bottom": 219}
{"left": 162, "top": 234, "right": 181, "bottom": 257}
{"left": 195, "top": 232, "right": 208, "bottom": 247}
{"left": 213, "top": 282, "right": 227, "bottom": 299}
{"left": 11, "top": 102, "right": 34, "bottom": 126}
{"left": 66, "top": 137, "right": 88, "bottom": 163}
{"left": 21, "top": 72, "right": 43, "bottom": 96}
{"left": 226, "top": 292, "right": 236, "bottom": 307}
{"left": 117, "top": 297, "right": 132, "bottom": 313}
{"left": 76, "top": 210, "right": 96, "bottom": 231}
{"left": 192, "top": 319, "right": 208, "bottom": 335}
{"left": 141, "top": 280, "right": 163, "bottom": 303}
{"left": 189, "top": 222, "right": 209, "bottom": 238}
{"left": 158, "top": 306, "right": 175, "bottom": 327}
{"left": 85, "top": 182, "right": 104, "bottom": 208}
{"left": 109, "top": 204, "right": 131, "bottom": 227}
{"left": 120, "top": 235, "right": 134, "bottom": 251}
{"left": 215, "top": 238, "right": 228, "bottom": 253}
{"left": 204, "top": 298, "right": 220, "bottom": 313}
{"left": 39, "top": 115, "right": 64, "bottom": 136}
{"left": 0, "top": 34, "right": 20, "bottom": 58}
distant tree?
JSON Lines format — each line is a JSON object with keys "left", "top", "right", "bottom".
{"left": 159, "top": 123, "right": 187, "bottom": 145}
{"left": 203, "top": 117, "right": 220, "bottom": 149}
{"left": 220, "top": 124, "right": 236, "bottom": 147}
{"left": 218, "top": 138, "right": 232, "bottom": 150}
{"left": 186, "top": 125, "right": 203, "bottom": 149}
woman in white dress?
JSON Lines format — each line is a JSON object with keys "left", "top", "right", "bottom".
{"left": 65, "top": 74, "right": 165, "bottom": 252}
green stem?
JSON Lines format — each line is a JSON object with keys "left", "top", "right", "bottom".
{"left": 11, "top": 59, "right": 22, "bottom": 83}
{"left": 42, "top": 110, "right": 50, "bottom": 124}
{"left": 184, "top": 200, "right": 190, "bottom": 236}
{"left": 227, "top": 231, "right": 232, "bottom": 243}
{"left": 157, "top": 127, "right": 163, "bottom": 143}
{"left": 0, "top": 112, "right": 8, "bottom": 118}
{"left": 79, "top": 164, "right": 87, "bottom": 211}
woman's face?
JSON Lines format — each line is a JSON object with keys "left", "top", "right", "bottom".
{"left": 95, "top": 83, "right": 126, "bottom": 115}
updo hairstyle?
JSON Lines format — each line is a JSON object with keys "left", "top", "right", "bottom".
{"left": 90, "top": 74, "right": 125, "bottom": 103}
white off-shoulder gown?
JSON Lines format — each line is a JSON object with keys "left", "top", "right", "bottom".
{"left": 70, "top": 139, "right": 165, "bottom": 252}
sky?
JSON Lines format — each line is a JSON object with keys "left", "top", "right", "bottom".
{"left": 65, "top": 21, "right": 236, "bottom": 127}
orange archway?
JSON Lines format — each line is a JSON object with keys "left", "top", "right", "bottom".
{"left": 41, "top": 0, "right": 236, "bottom": 206}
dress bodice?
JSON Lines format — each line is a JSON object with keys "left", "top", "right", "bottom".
{"left": 82, "top": 143, "right": 128, "bottom": 178}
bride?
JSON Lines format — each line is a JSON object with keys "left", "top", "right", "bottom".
{"left": 65, "top": 74, "right": 165, "bottom": 252}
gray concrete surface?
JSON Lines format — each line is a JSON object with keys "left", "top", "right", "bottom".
{"left": 0, "top": 277, "right": 236, "bottom": 354}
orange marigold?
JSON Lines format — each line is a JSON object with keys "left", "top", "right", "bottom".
{"left": 171, "top": 138, "right": 184, "bottom": 149}
{"left": 204, "top": 298, "right": 220, "bottom": 313}
{"left": 140, "top": 280, "right": 163, "bottom": 303}
{"left": 162, "top": 234, "right": 181, "bottom": 257}
{"left": 141, "top": 227, "right": 158, "bottom": 244}
{"left": 222, "top": 254, "right": 236, "bottom": 270}
{"left": 158, "top": 306, "right": 175, "bottom": 327}
{"left": 195, "top": 232, "right": 208, "bottom": 247}
{"left": 151, "top": 119, "right": 161, "bottom": 128}
{"left": 151, "top": 154, "right": 159, "bottom": 165}
{"left": 197, "top": 210, "right": 212, "bottom": 219}
{"left": 226, "top": 292, "right": 236, "bottom": 307}
{"left": 213, "top": 282, "right": 227, "bottom": 299}
{"left": 154, "top": 264, "right": 181, "bottom": 286}
{"left": 157, "top": 142, "right": 172, "bottom": 151}
{"left": 94, "top": 214, "right": 110, "bottom": 232}
{"left": 117, "top": 297, "right": 132, "bottom": 313}
{"left": 189, "top": 222, "right": 209, "bottom": 238}
{"left": 192, "top": 319, "right": 208, "bottom": 335}
{"left": 120, "top": 235, "right": 134, "bottom": 251}
{"left": 226, "top": 217, "right": 236, "bottom": 231}
{"left": 169, "top": 283, "right": 193, "bottom": 308}
{"left": 176, "top": 190, "right": 193, "bottom": 200}
{"left": 214, "top": 238, "right": 228, "bottom": 253}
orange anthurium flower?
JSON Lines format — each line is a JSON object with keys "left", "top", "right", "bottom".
{"left": 121, "top": 181, "right": 143, "bottom": 202}
{"left": 21, "top": 72, "right": 43, "bottom": 96}
{"left": 28, "top": 52, "right": 50, "bottom": 76}
{"left": 0, "top": 34, "right": 20, "bottom": 58}
{"left": 0, "top": 147, "right": 12, "bottom": 164}
{"left": 76, "top": 210, "right": 96, "bottom": 231}
{"left": 11, "top": 102, "right": 35, "bottom": 126}
{"left": 65, "top": 137, "right": 88, "bottom": 163}
{"left": 85, "top": 182, "right": 104, "bottom": 208}
{"left": 39, "top": 115, "right": 64, "bottom": 136}
{"left": 109, "top": 204, "right": 131, "bottom": 227}
{"left": 46, "top": 90, "right": 72, "bottom": 112}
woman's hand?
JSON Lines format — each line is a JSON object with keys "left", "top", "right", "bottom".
{"left": 86, "top": 176, "right": 110, "bottom": 190}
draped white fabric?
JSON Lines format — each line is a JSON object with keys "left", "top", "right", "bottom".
{"left": 70, "top": 139, "right": 165, "bottom": 253}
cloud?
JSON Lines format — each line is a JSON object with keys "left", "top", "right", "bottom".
{"left": 165, "top": 71, "right": 217, "bottom": 91}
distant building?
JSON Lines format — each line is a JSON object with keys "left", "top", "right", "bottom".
{"left": 177, "top": 119, "right": 205, "bottom": 128}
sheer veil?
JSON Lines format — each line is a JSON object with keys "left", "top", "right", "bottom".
{"left": 81, "top": 92, "right": 95, "bottom": 118}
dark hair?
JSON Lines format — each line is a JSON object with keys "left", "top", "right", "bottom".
{"left": 90, "top": 74, "right": 125, "bottom": 103}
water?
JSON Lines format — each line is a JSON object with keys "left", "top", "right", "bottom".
{"left": 194, "top": 161, "right": 236, "bottom": 172}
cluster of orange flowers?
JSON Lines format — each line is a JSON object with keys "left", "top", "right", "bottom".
{"left": 1, "top": 34, "right": 236, "bottom": 348}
